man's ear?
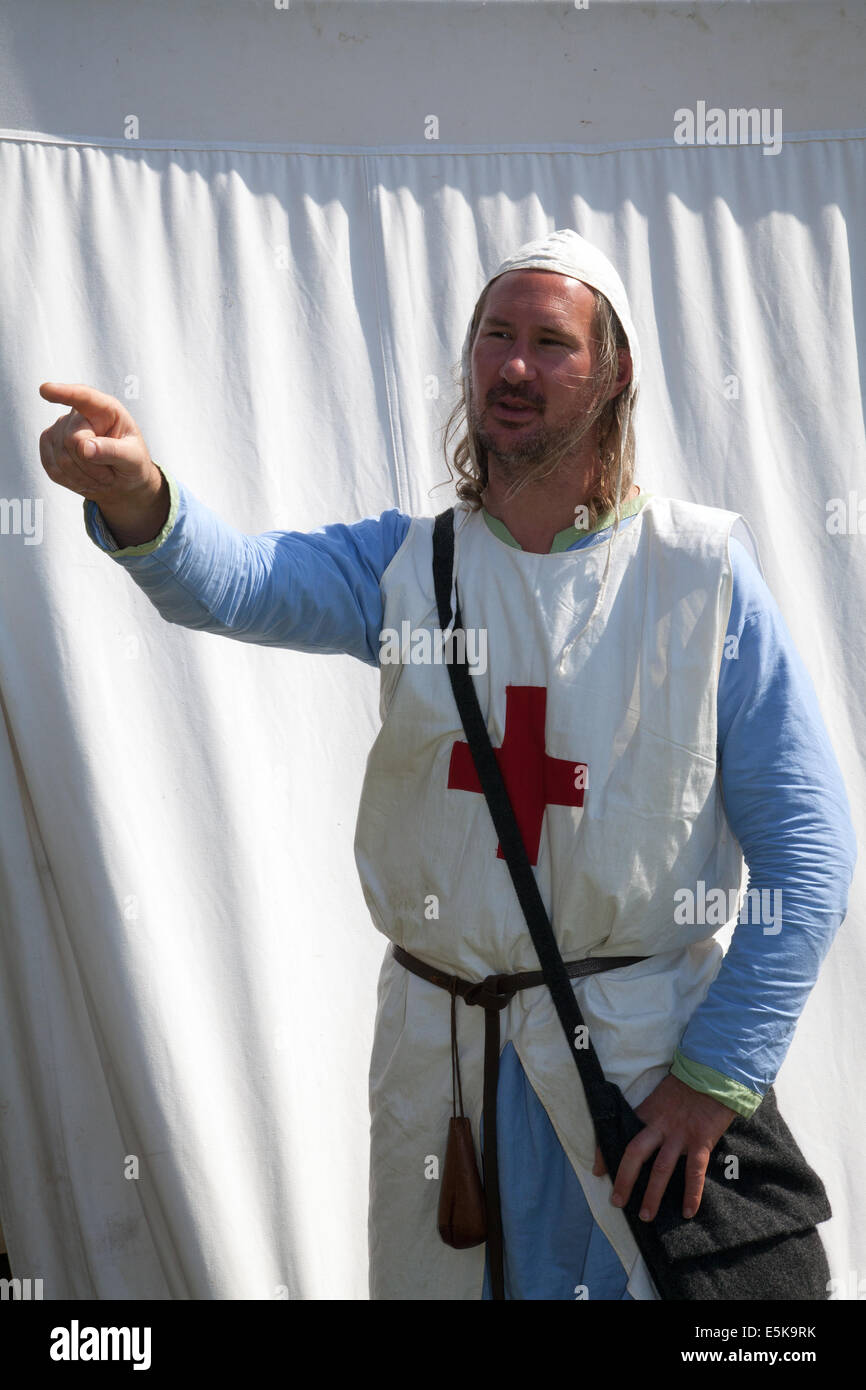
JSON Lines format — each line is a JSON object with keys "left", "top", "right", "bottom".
{"left": 608, "top": 348, "right": 633, "bottom": 400}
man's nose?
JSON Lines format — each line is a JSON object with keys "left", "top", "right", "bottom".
{"left": 499, "top": 348, "right": 537, "bottom": 383}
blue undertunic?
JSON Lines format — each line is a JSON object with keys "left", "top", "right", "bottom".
{"left": 83, "top": 480, "right": 856, "bottom": 1300}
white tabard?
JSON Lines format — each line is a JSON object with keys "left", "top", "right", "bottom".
{"left": 353, "top": 495, "right": 747, "bottom": 1300}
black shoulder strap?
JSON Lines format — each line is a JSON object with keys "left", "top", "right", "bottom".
{"left": 431, "top": 508, "right": 619, "bottom": 1122}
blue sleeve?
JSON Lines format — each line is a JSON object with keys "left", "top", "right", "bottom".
{"left": 676, "top": 537, "right": 858, "bottom": 1096}
{"left": 84, "top": 473, "right": 411, "bottom": 668}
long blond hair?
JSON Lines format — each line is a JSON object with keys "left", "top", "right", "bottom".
{"left": 440, "top": 282, "right": 638, "bottom": 530}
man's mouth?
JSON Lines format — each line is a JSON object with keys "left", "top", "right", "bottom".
{"left": 491, "top": 397, "right": 540, "bottom": 420}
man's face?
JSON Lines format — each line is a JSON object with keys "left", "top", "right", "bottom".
{"left": 469, "top": 269, "right": 628, "bottom": 478}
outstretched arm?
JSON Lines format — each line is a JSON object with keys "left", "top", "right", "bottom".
{"left": 85, "top": 465, "right": 410, "bottom": 665}
{"left": 40, "top": 381, "right": 411, "bottom": 665}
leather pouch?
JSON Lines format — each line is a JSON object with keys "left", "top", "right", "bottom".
{"left": 438, "top": 1116, "right": 487, "bottom": 1249}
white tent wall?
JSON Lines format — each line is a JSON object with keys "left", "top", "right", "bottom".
{"left": 0, "top": 0, "right": 863, "bottom": 1300}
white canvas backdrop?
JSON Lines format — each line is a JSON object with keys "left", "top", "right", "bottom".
{"left": 0, "top": 120, "right": 864, "bottom": 1295}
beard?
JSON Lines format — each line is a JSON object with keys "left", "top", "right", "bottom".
{"left": 469, "top": 385, "right": 606, "bottom": 497}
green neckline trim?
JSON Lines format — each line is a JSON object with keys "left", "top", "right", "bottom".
{"left": 482, "top": 491, "right": 651, "bottom": 553}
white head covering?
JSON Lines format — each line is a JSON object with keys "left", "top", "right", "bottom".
{"left": 460, "top": 227, "right": 641, "bottom": 394}
{"left": 458, "top": 227, "right": 640, "bottom": 667}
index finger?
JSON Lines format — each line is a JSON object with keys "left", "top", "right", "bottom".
{"left": 39, "top": 381, "right": 120, "bottom": 431}
{"left": 610, "top": 1127, "right": 663, "bottom": 1209}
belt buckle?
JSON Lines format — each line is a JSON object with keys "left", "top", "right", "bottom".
{"left": 465, "top": 973, "right": 513, "bottom": 1010}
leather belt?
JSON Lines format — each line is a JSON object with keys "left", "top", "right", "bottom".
{"left": 391, "top": 941, "right": 648, "bottom": 1299}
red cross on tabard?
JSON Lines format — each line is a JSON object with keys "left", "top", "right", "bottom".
{"left": 447, "top": 685, "right": 587, "bottom": 865}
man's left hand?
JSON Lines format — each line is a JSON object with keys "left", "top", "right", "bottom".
{"left": 591, "top": 1074, "right": 737, "bottom": 1221}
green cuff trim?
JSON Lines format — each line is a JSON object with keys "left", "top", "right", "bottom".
{"left": 83, "top": 464, "right": 179, "bottom": 557}
{"left": 669, "top": 1049, "right": 764, "bottom": 1118}
{"left": 482, "top": 491, "right": 651, "bottom": 553}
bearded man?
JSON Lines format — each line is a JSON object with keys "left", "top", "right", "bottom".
{"left": 39, "top": 229, "right": 856, "bottom": 1300}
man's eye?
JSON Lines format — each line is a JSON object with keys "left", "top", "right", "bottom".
{"left": 485, "top": 332, "right": 568, "bottom": 345}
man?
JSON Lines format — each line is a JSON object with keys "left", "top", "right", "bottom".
{"left": 39, "top": 229, "right": 856, "bottom": 1300}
